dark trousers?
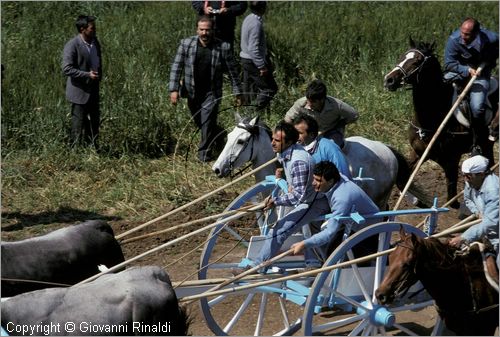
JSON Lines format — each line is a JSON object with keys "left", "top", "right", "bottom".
{"left": 187, "top": 92, "right": 224, "bottom": 161}
{"left": 71, "top": 94, "right": 100, "bottom": 148}
{"left": 241, "top": 58, "right": 277, "bottom": 111}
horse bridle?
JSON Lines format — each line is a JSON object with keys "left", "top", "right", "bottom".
{"left": 228, "top": 123, "right": 255, "bottom": 178}
{"left": 387, "top": 240, "right": 420, "bottom": 298}
{"left": 397, "top": 49, "right": 430, "bottom": 85}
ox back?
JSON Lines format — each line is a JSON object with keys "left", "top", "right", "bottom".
{"left": 1, "top": 220, "right": 125, "bottom": 297}
{"left": 1, "top": 266, "right": 189, "bottom": 336}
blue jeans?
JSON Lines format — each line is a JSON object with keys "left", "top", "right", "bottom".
{"left": 444, "top": 72, "right": 489, "bottom": 118}
{"left": 254, "top": 196, "right": 331, "bottom": 269}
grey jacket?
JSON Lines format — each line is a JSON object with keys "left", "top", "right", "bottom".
{"left": 169, "top": 36, "right": 241, "bottom": 100}
{"left": 62, "top": 35, "right": 102, "bottom": 104}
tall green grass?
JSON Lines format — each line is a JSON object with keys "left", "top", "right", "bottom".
{"left": 2, "top": 1, "right": 498, "bottom": 156}
{"left": 1, "top": 2, "right": 498, "bottom": 229}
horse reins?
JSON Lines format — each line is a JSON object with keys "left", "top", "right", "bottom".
{"left": 229, "top": 123, "right": 256, "bottom": 179}
{"left": 397, "top": 48, "right": 430, "bottom": 85}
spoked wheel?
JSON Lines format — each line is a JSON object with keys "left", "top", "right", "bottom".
{"left": 302, "top": 222, "right": 443, "bottom": 336}
{"left": 199, "top": 180, "right": 307, "bottom": 336}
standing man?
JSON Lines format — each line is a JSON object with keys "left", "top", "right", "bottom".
{"left": 284, "top": 79, "right": 359, "bottom": 148}
{"left": 444, "top": 17, "right": 499, "bottom": 155}
{"left": 169, "top": 15, "right": 242, "bottom": 162}
{"left": 62, "top": 15, "right": 102, "bottom": 149}
{"left": 292, "top": 112, "right": 351, "bottom": 179}
{"left": 192, "top": 1, "right": 248, "bottom": 53}
{"left": 290, "top": 161, "right": 379, "bottom": 260}
{"left": 449, "top": 155, "right": 499, "bottom": 258}
{"left": 240, "top": 1, "right": 277, "bottom": 112}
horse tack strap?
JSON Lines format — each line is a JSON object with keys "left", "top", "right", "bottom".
{"left": 409, "top": 121, "right": 469, "bottom": 140}
{"left": 436, "top": 303, "right": 499, "bottom": 317}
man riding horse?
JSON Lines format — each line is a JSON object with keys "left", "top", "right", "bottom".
{"left": 444, "top": 17, "right": 499, "bottom": 156}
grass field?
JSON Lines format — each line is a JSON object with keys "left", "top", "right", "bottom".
{"left": 1, "top": 1, "right": 498, "bottom": 233}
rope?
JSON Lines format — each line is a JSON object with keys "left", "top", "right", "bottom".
{"left": 393, "top": 67, "right": 483, "bottom": 211}
{"left": 115, "top": 157, "right": 277, "bottom": 239}
{"left": 0, "top": 278, "right": 71, "bottom": 288}
{"left": 172, "top": 234, "right": 246, "bottom": 290}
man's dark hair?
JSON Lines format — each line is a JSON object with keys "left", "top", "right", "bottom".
{"left": 313, "top": 161, "right": 340, "bottom": 182}
{"left": 76, "top": 15, "right": 96, "bottom": 33}
{"left": 462, "top": 17, "right": 481, "bottom": 34}
{"left": 274, "top": 120, "right": 299, "bottom": 144}
{"left": 292, "top": 112, "right": 319, "bottom": 138}
{"left": 250, "top": 1, "right": 267, "bottom": 14}
{"left": 306, "top": 79, "right": 327, "bottom": 101}
{"left": 197, "top": 15, "right": 214, "bottom": 27}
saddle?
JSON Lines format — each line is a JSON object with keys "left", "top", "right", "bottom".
{"left": 452, "top": 77, "right": 498, "bottom": 128}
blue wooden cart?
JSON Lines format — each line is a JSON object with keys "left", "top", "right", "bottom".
{"left": 196, "top": 175, "right": 448, "bottom": 336}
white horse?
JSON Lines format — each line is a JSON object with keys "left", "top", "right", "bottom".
{"left": 212, "top": 116, "right": 430, "bottom": 209}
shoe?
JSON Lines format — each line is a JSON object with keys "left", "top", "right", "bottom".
{"left": 303, "top": 265, "right": 321, "bottom": 273}
{"left": 230, "top": 266, "right": 255, "bottom": 277}
{"left": 470, "top": 145, "right": 482, "bottom": 157}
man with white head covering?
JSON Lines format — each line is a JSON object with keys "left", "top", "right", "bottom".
{"left": 449, "top": 155, "right": 499, "bottom": 257}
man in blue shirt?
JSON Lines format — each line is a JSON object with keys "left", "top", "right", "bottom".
{"left": 292, "top": 112, "right": 351, "bottom": 179}
{"left": 449, "top": 156, "right": 499, "bottom": 261}
{"left": 290, "top": 161, "right": 379, "bottom": 261}
{"left": 444, "top": 17, "right": 499, "bottom": 155}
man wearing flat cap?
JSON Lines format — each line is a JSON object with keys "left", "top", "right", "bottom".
{"left": 449, "top": 155, "right": 499, "bottom": 259}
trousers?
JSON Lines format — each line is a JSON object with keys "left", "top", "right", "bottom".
{"left": 187, "top": 91, "right": 223, "bottom": 161}
{"left": 254, "top": 196, "right": 331, "bottom": 269}
{"left": 70, "top": 92, "right": 100, "bottom": 148}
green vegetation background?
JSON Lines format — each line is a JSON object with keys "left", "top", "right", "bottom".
{"left": 2, "top": 2, "right": 498, "bottom": 229}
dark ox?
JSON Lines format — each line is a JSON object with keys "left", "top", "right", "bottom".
{"left": 2, "top": 220, "right": 125, "bottom": 297}
{"left": 1, "top": 266, "right": 189, "bottom": 336}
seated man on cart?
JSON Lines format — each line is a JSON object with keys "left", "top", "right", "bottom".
{"left": 232, "top": 121, "right": 331, "bottom": 275}
{"left": 234, "top": 160, "right": 379, "bottom": 275}
{"left": 290, "top": 161, "right": 380, "bottom": 263}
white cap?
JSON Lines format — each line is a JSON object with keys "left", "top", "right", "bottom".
{"left": 461, "top": 155, "right": 489, "bottom": 174}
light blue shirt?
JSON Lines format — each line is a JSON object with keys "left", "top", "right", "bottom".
{"left": 304, "top": 174, "right": 379, "bottom": 248}
{"left": 306, "top": 137, "right": 351, "bottom": 179}
{"left": 462, "top": 173, "right": 499, "bottom": 252}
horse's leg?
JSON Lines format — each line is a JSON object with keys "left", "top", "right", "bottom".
{"left": 437, "top": 155, "right": 461, "bottom": 209}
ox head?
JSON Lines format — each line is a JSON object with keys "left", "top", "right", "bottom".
{"left": 212, "top": 114, "right": 261, "bottom": 178}
{"left": 375, "top": 226, "right": 420, "bottom": 305}
{"left": 384, "top": 38, "right": 435, "bottom": 91}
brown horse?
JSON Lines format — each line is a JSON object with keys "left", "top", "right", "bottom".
{"left": 375, "top": 227, "right": 499, "bottom": 336}
{"left": 384, "top": 39, "right": 497, "bottom": 208}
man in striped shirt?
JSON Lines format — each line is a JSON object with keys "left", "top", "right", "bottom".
{"left": 232, "top": 121, "right": 330, "bottom": 275}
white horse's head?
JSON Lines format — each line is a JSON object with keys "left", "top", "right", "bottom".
{"left": 212, "top": 115, "right": 261, "bottom": 178}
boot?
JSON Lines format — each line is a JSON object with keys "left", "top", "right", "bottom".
{"left": 470, "top": 116, "right": 487, "bottom": 156}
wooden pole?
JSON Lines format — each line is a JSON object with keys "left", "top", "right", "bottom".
{"left": 116, "top": 157, "right": 277, "bottom": 239}
{"left": 393, "top": 68, "right": 483, "bottom": 211}
{"left": 76, "top": 202, "right": 265, "bottom": 285}
{"left": 183, "top": 248, "right": 294, "bottom": 305}
{"left": 120, "top": 204, "right": 257, "bottom": 244}
{"left": 180, "top": 220, "right": 480, "bottom": 302}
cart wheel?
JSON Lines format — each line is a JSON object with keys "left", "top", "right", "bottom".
{"left": 302, "top": 222, "right": 443, "bottom": 336}
{"left": 198, "top": 180, "right": 306, "bottom": 336}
